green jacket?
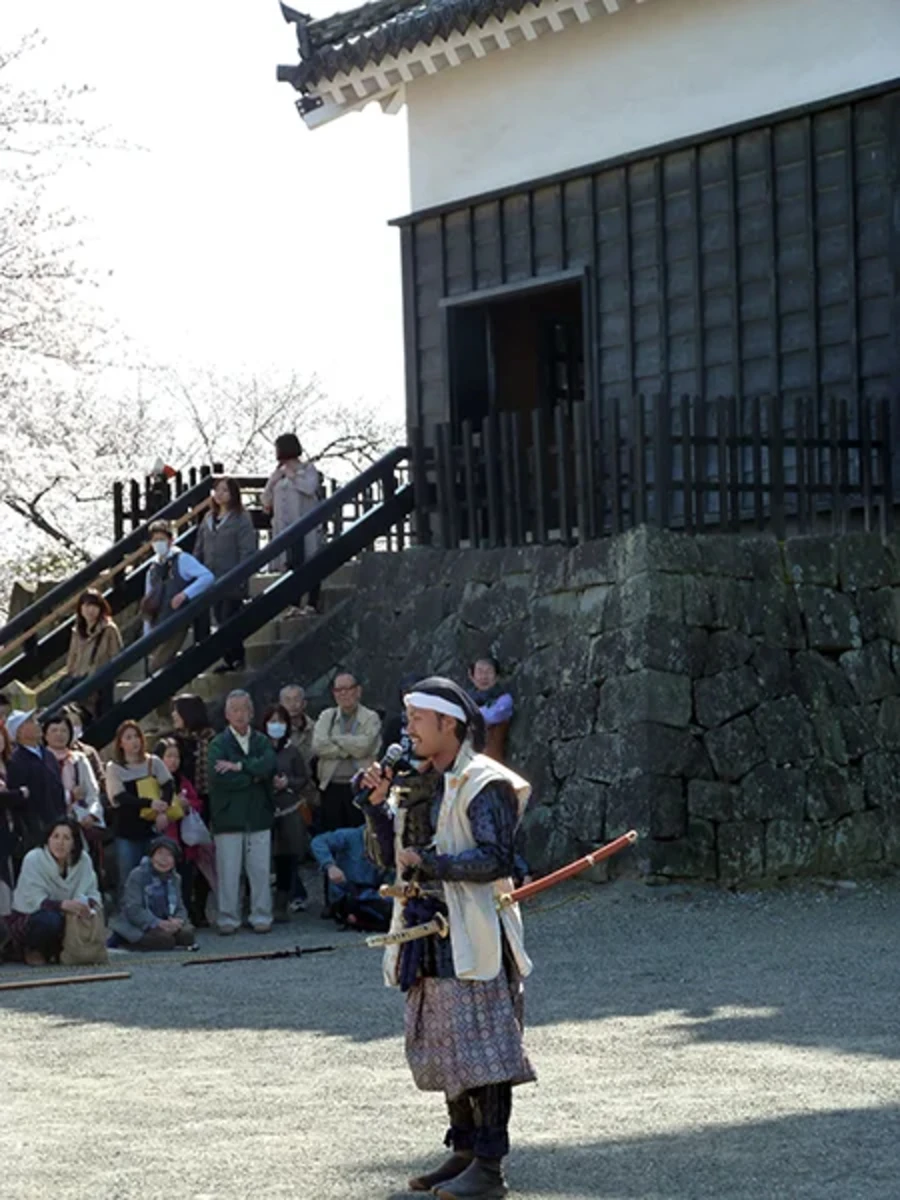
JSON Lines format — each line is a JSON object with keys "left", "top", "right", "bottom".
{"left": 208, "top": 728, "right": 277, "bottom": 834}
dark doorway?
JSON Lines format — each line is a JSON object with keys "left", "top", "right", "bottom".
{"left": 446, "top": 279, "right": 584, "bottom": 430}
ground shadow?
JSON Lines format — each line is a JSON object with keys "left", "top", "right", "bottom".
{"left": 369, "top": 1104, "right": 900, "bottom": 1199}
{"left": 1, "top": 882, "right": 898, "bottom": 1063}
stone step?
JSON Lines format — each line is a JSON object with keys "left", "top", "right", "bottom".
{"left": 246, "top": 639, "right": 294, "bottom": 671}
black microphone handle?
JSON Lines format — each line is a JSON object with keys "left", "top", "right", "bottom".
{"left": 353, "top": 743, "right": 406, "bottom": 805}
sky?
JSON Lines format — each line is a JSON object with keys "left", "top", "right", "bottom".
{"left": 3, "top": 0, "right": 410, "bottom": 419}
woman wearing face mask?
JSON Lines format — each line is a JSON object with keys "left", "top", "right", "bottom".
{"left": 261, "top": 433, "right": 323, "bottom": 612}
{"left": 60, "top": 590, "right": 123, "bottom": 715}
{"left": 263, "top": 703, "right": 310, "bottom": 922}
{"left": 193, "top": 477, "right": 258, "bottom": 673}
{"left": 6, "top": 816, "right": 102, "bottom": 966}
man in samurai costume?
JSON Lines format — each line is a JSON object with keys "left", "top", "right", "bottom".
{"left": 357, "top": 676, "right": 534, "bottom": 1199}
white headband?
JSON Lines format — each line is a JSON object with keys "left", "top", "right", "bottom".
{"left": 404, "top": 692, "right": 467, "bottom": 723}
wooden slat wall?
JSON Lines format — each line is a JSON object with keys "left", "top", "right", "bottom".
{"left": 403, "top": 88, "right": 898, "bottom": 451}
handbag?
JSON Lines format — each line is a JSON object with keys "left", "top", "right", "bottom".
{"left": 60, "top": 910, "right": 109, "bottom": 966}
{"left": 180, "top": 807, "right": 212, "bottom": 847}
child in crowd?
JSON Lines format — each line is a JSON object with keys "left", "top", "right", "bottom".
{"left": 153, "top": 738, "right": 206, "bottom": 910}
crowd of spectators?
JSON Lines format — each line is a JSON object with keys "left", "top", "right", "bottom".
{"left": 0, "top": 416, "right": 523, "bottom": 967}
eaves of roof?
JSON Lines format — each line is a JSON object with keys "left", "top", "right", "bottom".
{"left": 277, "top": 0, "right": 533, "bottom": 89}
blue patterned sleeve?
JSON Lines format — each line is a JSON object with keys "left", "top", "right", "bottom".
{"left": 417, "top": 782, "right": 518, "bottom": 883}
{"left": 356, "top": 797, "right": 396, "bottom": 869}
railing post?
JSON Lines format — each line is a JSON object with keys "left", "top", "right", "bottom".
{"left": 531, "top": 408, "right": 548, "bottom": 544}
{"left": 499, "top": 411, "right": 516, "bottom": 547}
{"left": 412, "top": 426, "right": 434, "bottom": 547}
{"left": 608, "top": 395, "right": 622, "bottom": 535}
{"left": 113, "top": 482, "right": 124, "bottom": 544}
{"left": 630, "top": 394, "right": 646, "bottom": 529}
{"left": 554, "top": 404, "right": 572, "bottom": 542}
{"left": 768, "top": 393, "right": 786, "bottom": 539}
{"left": 461, "top": 419, "right": 480, "bottom": 549}
{"left": 483, "top": 415, "right": 501, "bottom": 548}
{"left": 573, "top": 402, "right": 590, "bottom": 542}
{"left": 129, "top": 480, "right": 141, "bottom": 532}
{"left": 680, "top": 395, "right": 694, "bottom": 535}
{"left": 877, "top": 396, "right": 893, "bottom": 536}
{"left": 653, "top": 393, "right": 671, "bottom": 530}
{"left": 436, "top": 423, "right": 459, "bottom": 549}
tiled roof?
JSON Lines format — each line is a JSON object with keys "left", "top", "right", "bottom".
{"left": 278, "top": 0, "right": 533, "bottom": 88}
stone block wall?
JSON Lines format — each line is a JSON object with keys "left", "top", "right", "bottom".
{"left": 252, "top": 528, "right": 900, "bottom": 883}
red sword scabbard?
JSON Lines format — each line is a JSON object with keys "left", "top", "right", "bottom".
{"left": 498, "top": 830, "right": 638, "bottom": 908}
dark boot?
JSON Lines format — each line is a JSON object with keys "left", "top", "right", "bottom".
{"left": 273, "top": 890, "right": 291, "bottom": 924}
{"left": 434, "top": 1157, "right": 507, "bottom": 1199}
{"left": 407, "top": 1151, "right": 473, "bottom": 1193}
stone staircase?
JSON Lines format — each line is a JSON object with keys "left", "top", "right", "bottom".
{"left": 106, "top": 562, "right": 360, "bottom": 741}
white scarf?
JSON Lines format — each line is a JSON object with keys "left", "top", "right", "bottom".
{"left": 12, "top": 846, "right": 100, "bottom": 914}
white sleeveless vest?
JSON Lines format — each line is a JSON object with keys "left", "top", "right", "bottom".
{"left": 383, "top": 744, "right": 533, "bottom": 987}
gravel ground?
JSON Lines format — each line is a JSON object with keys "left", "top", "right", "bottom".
{"left": 2, "top": 876, "right": 899, "bottom": 1200}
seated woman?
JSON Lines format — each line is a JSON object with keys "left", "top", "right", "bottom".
{"left": 110, "top": 836, "right": 196, "bottom": 951}
{"left": 6, "top": 816, "right": 102, "bottom": 966}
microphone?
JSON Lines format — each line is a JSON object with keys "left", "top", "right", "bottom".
{"left": 353, "top": 741, "right": 410, "bottom": 803}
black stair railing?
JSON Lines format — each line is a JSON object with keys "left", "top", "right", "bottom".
{"left": 43, "top": 447, "right": 414, "bottom": 747}
{"left": 0, "top": 476, "right": 269, "bottom": 693}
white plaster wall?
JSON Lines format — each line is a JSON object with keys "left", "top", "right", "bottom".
{"left": 406, "top": 0, "right": 900, "bottom": 210}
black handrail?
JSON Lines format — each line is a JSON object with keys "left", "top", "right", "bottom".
{"left": 0, "top": 474, "right": 217, "bottom": 649}
{"left": 79, "top": 482, "right": 414, "bottom": 748}
{"left": 43, "top": 447, "right": 411, "bottom": 737}
{"left": 0, "top": 475, "right": 270, "bottom": 692}
{"left": 0, "top": 522, "right": 200, "bottom": 694}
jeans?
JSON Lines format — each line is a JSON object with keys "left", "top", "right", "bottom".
{"left": 214, "top": 830, "right": 272, "bottom": 930}
{"left": 116, "top": 837, "right": 150, "bottom": 896}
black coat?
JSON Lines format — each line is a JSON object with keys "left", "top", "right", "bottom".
{"left": 6, "top": 745, "right": 66, "bottom": 851}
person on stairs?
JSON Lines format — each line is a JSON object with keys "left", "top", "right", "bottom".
{"left": 261, "top": 432, "right": 323, "bottom": 612}
{"left": 140, "top": 521, "right": 213, "bottom": 673}
{"left": 61, "top": 590, "right": 122, "bottom": 717}
{"left": 193, "top": 477, "right": 258, "bottom": 673}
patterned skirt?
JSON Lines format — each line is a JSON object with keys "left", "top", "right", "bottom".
{"left": 404, "top": 964, "right": 536, "bottom": 1100}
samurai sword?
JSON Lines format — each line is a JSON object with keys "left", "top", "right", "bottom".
{"left": 183, "top": 915, "right": 450, "bottom": 967}
{"left": 381, "top": 830, "right": 638, "bottom": 909}
{"left": 496, "top": 830, "right": 638, "bottom": 908}
{"left": 183, "top": 943, "right": 338, "bottom": 968}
